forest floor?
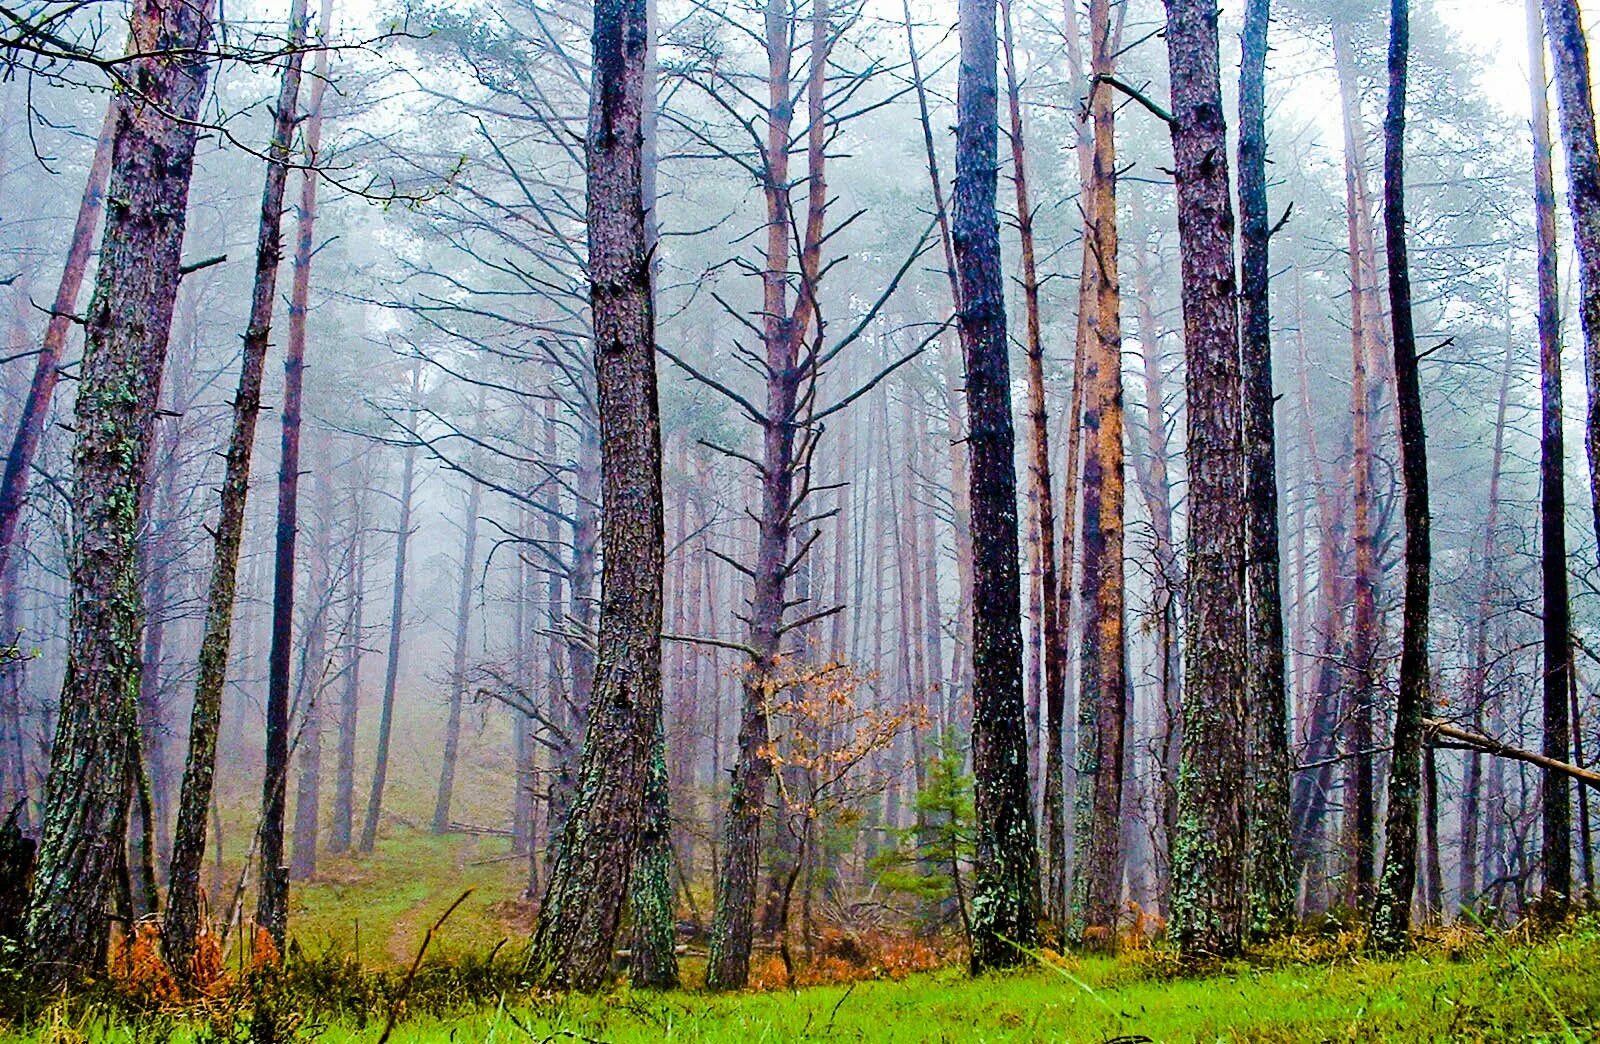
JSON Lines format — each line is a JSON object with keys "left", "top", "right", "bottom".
{"left": 11, "top": 912, "right": 1598, "bottom": 1042}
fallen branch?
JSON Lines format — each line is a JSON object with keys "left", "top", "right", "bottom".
{"left": 1427, "top": 718, "right": 1600, "bottom": 788}
{"left": 376, "top": 888, "right": 473, "bottom": 1044}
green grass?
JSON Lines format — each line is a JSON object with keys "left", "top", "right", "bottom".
{"left": 18, "top": 918, "right": 1599, "bottom": 1042}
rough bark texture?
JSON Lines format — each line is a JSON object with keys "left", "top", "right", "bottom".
{"left": 26, "top": 0, "right": 217, "bottom": 978}
{"left": 165, "top": 0, "right": 313, "bottom": 972}
{"left": 1070, "top": 0, "right": 1127, "bottom": 948}
{"left": 1530, "top": 0, "right": 1573, "bottom": 905}
{"left": 1162, "top": 0, "right": 1249, "bottom": 960}
{"left": 1543, "top": 0, "right": 1600, "bottom": 577}
{"left": 1371, "top": 0, "right": 1429, "bottom": 953}
{"left": 1237, "top": 0, "right": 1294, "bottom": 939}
{"left": 528, "top": 0, "right": 662, "bottom": 991}
{"left": 956, "top": 0, "right": 1041, "bottom": 973}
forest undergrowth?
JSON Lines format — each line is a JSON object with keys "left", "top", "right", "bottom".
{"left": 2, "top": 906, "right": 1595, "bottom": 1042}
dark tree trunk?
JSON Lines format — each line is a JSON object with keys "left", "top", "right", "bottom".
{"left": 433, "top": 479, "right": 481, "bottom": 834}
{"left": 26, "top": 0, "right": 217, "bottom": 979}
{"left": 528, "top": 0, "right": 663, "bottom": 991}
{"left": 1163, "top": 0, "right": 1250, "bottom": 960}
{"left": 1530, "top": 0, "right": 1573, "bottom": 906}
{"left": 955, "top": 0, "right": 1040, "bottom": 974}
{"left": 1542, "top": 0, "right": 1600, "bottom": 574}
{"left": 1371, "top": 0, "right": 1430, "bottom": 952}
{"left": 1070, "top": 0, "right": 1127, "bottom": 949}
{"left": 360, "top": 386, "right": 419, "bottom": 856}
{"left": 1237, "top": 0, "right": 1294, "bottom": 940}
{"left": 166, "top": 0, "right": 314, "bottom": 970}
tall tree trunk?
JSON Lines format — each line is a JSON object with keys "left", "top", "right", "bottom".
{"left": 1237, "top": 0, "right": 1294, "bottom": 938}
{"left": 1070, "top": 0, "right": 1127, "bottom": 949}
{"left": 529, "top": 0, "right": 662, "bottom": 989}
{"left": 167, "top": 0, "right": 315, "bottom": 969}
{"left": 955, "top": 0, "right": 1040, "bottom": 974}
{"left": 359, "top": 372, "right": 420, "bottom": 856}
{"left": 1371, "top": 0, "right": 1430, "bottom": 952}
{"left": 26, "top": 0, "right": 218, "bottom": 979}
{"left": 1334, "top": 21, "right": 1381, "bottom": 908}
{"left": 1542, "top": 0, "right": 1600, "bottom": 570}
{"left": 706, "top": 0, "right": 833, "bottom": 991}
{"left": 1530, "top": 0, "right": 1573, "bottom": 906}
{"left": 1163, "top": 0, "right": 1249, "bottom": 960}
{"left": 1001, "top": 0, "right": 1062, "bottom": 929}
{"left": 433, "top": 479, "right": 482, "bottom": 834}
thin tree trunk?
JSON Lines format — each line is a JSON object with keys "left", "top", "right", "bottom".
{"left": 433, "top": 479, "right": 482, "bottom": 834}
{"left": 955, "top": 0, "right": 1040, "bottom": 973}
{"left": 359, "top": 372, "right": 420, "bottom": 855}
{"left": 328, "top": 486, "right": 365, "bottom": 855}
{"left": 0, "top": 104, "right": 115, "bottom": 590}
{"left": 26, "top": 0, "right": 218, "bottom": 979}
{"left": 290, "top": 462, "right": 335, "bottom": 881}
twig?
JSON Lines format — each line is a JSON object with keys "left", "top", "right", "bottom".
{"left": 376, "top": 888, "right": 474, "bottom": 1044}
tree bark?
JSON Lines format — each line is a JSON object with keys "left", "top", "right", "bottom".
{"left": 26, "top": 0, "right": 218, "bottom": 979}
{"left": 1070, "top": 0, "right": 1127, "bottom": 949}
{"left": 166, "top": 0, "right": 315, "bottom": 970}
{"left": 1542, "top": 0, "right": 1600, "bottom": 573}
{"left": 1163, "top": 0, "right": 1249, "bottom": 960}
{"left": 955, "top": 0, "right": 1040, "bottom": 973}
{"left": 1237, "top": 0, "right": 1294, "bottom": 939}
{"left": 528, "top": 0, "right": 663, "bottom": 991}
{"left": 1371, "top": 0, "right": 1430, "bottom": 952}
{"left": 328, "top": 485, "right": 365, "bottom": 855}
{"left": 1529, "top": 0, "right": 1573, "bottom": 905}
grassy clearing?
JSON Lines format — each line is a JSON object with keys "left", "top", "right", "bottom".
{"left": 16, "top": 917, "right": 1598, "bottom": 1042}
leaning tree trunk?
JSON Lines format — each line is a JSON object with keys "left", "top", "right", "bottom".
{"left": 1069, "top": 0, "right": 1127, "bottom": 950}
{"left": 1529, "top": 0, "right": 1574, "bottom": 906}
{"left": 528, "top": 0, "right": 663, "bottom": 992}
{"left": 1371, "top": 0, "right": 1430, "bottom": 953}
{"left": 1237, "top": 0, "right": 1294, "bottom": 939}
{"left": 955, "top": 0, "right": 1041, "bottom": 974}
{"left": 0, "top": 104, "right": 114, "bottom": 591}
{"left": 26, "top": 0, "right": 218, "bottom": 980}
{"left": 1163, "top": 0, "right": 1250, "bottom": 961}
{"left": 165, "top": 0, "right": 313, "bottom": 973}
